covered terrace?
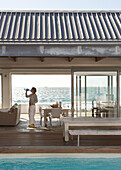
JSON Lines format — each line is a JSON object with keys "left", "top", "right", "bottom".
{"left": 0, "top": 11, "right": 121, "bottom": 152}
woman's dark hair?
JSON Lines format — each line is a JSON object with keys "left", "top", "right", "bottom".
{"left": 32, "top": 87, "right": 37, "bottom": 93}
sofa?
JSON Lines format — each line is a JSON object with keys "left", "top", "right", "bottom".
{"left": 0, "top": 104, "right": 20, "bottom": 126}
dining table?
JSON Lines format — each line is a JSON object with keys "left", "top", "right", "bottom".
{"left": 42, "top": 107, "right": 70, "bottom": 127}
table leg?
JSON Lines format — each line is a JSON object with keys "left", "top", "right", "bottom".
{"left": 106, "top": 111, "right": 109, "bottom": 118}
{"left": 65, "top": 110, "right": 68, "bottom": 117}
{"left": 92, "top": 108, "right": 94, "bottom": 117}
{"left": 97, "top": 108, "right": 101, "bottom": 118}
{"left": 77, "top": 135, "right": 80, "bottom": 147}
{"left": 63, "top": 123, "right": 65, "bottom": 139}
{"left": 64, "top": 123, "right": 69, "bottom": 142}
{"left": 44, "top": 111, "right": 47, "bottom": 127}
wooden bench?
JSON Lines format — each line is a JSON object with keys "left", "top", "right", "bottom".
{"left": 61, "top": 118, "right": 121, "bottom": 142}
{"left": 69, "top": 129, "right": 121, "bottom": 146}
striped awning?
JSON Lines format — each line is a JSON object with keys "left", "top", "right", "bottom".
{"left": 0, "top": 11, "right": 121, "bottom": 43}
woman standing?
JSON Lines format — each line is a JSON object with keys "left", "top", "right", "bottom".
{"left": 25, "top": 87, "right": 38, "bottom": 127}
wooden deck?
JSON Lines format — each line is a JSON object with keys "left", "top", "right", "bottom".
{"left": 1, "top": 119, "right": 121, "bottom": 153}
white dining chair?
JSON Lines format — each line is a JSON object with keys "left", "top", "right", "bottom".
{"left": 49, "top": 108, "right": 62, "bottom": 126}
{"left": 39, "top": 107, "right": 51, "bottom": 126}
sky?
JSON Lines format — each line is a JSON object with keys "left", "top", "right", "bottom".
{"left": 12, "top": 74, "right": 117, "bottom": 88}
{"left": 12, "top": 75, "right": 71, "bottom": 88}
{"left": 0, "top": 0, "right": 119, "bottom": 90}
{"left": 0, "top": 0, "right": 121, "bottom": 11}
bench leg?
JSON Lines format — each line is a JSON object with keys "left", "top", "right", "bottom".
{"left": 65, "top": 124, "right": 69, "bottom": 142}
{"left": 106, "top": 112, "right": 109, "bottom": 118}
{"left": 71, "top": 135, "right": 73, "bottom": 141}
{"left": 77, "top": 135, "right": 80, "bottom": 147}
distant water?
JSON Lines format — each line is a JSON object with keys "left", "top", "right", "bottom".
{"left": 12, "top": 87, "right": 71, "bottom": 107}
{"left": 12, "top": 86, "right": 116, "bottom": 110}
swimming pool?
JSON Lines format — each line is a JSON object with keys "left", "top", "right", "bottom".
{"left": 0, "top": 154, "right": 121, "bottom": 170}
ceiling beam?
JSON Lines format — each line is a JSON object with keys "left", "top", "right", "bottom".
{"left": 95, "top": 57, "right": 106, "bottom": 62}
{"left": 0, "top": 55, "right": 120, "bottom": 58}
{"left": 9, "top": 56, "right": 17, "bottom": 62}
{"left": 40, "top": 57, "right": 45, "bottom": 62}
{"left": 68, "top": 57, "right": 74, "bottom": 62}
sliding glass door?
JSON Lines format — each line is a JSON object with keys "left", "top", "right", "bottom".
{"left": 74, "top": 72, "right": 117, "bottom": 118}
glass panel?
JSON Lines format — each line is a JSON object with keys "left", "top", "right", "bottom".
{"left": 0, "top": 75, "right": 2, "bottom": 108}
{"left": 74, "top": 72, "right": 117, "bottom": 118}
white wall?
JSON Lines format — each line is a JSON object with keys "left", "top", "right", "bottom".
{"left": 2, "top": 70, "right": 11, "bottom": 108}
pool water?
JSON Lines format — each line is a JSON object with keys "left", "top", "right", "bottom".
{"left": 0, "top": 158, "right": 121, "bottom": 170}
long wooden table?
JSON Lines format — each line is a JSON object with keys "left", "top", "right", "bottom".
{"left": 43, "top": 108, "right": 70, "bottom": 127}
{"left": 61, "top": 117, "right": 121, "bottom": 142}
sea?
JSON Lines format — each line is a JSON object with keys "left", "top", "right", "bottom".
{"left": 12, "top": 87, "right": 71, "bottom": 108}
{"left": 12, "top": 87, "right": 116, "bottom": 110}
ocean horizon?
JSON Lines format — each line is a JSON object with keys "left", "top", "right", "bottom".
{"left": 12, "top": 86, "right": 116, "bottom": 110}
{"left": 12, "top": 87, "right": 71, "bottom": 107}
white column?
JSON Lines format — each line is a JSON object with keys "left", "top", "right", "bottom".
{"left": 111, "top": 76, "right": 113, "bottom": 95}
{"left": 108, "top": 76, "right": 111, "bottom": 96}
{"left": 117, "top": 71, "right": 120, "bottom": 118}
{"left": 79, "top": 76, "right": 81, "bottom": 117}
{"left": 85, "top": 76, "right": 87, "bottom": 117}
{"left": 71, "top": 71, "right": 74, "bottom": 117}
{"left": 2, "top": 70, "right": 11, "bottom": 108}
{"left": 76, "top": 75, "right": 78, "bottom": 116}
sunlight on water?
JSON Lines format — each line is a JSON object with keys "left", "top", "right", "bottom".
{"left": 12, "top": 87, "right": 71, "bottom": 106}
